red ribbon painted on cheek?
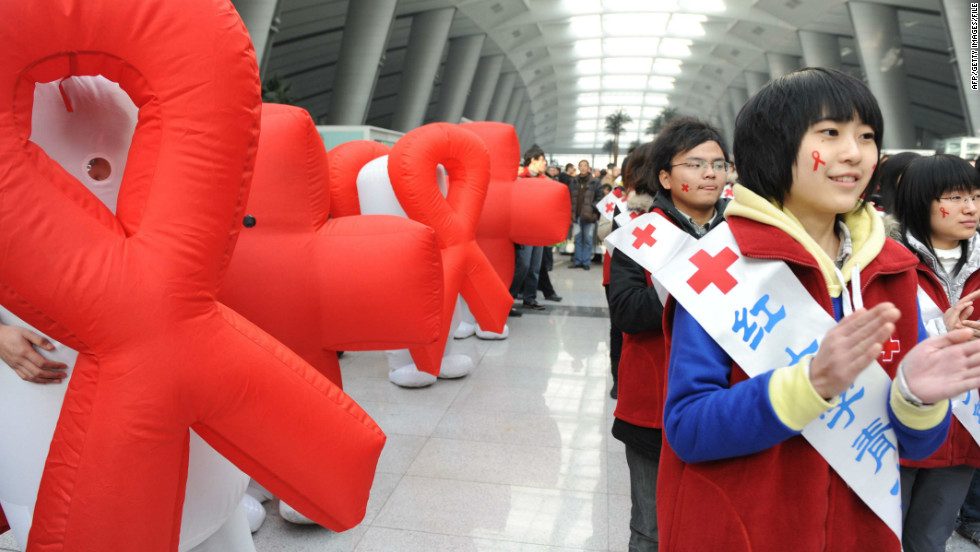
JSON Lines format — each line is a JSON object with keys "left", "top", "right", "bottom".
{"left": 812, "top": 151, "right": 826, "bottom": 172}
{"left": 941, "top": 207, "right": 950, "bottom": 218}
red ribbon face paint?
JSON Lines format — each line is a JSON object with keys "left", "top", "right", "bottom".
{"left": 681, "top": 184, "right": 690, "bottom": 192}
{"left": 811, "top": 151, "right": 826, "bottom": 172}
{"left": 941, "top": 207, "right": 950, "bottom": 218}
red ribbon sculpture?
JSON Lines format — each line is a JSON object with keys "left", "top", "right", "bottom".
{"left": 460, "top": 122, "right": 572, "bottom": 287}
{"left": 0, "top": 1, "right": 383, "bottom": 549}
{"left": 219, "top": 104, "right": 443, "bottom": 386}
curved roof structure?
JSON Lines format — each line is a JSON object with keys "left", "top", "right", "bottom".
{"left": 261, "top": 0, "right": 965, "bottom": 153}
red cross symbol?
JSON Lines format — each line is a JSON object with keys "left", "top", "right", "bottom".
{"left": 687, "top": 247, "right": 739, "bottom": 294}
{"left": 632, "top": 224, "right": 657, "bottom": 249}
{"left": 681, "top": 184, "right": 690, "bottom": 192}
{"left": 605, "top": 202, "right": 615, "bottom": 213}
{"left": 880, "top": 336, "right": 901, "bottom": 362}
{"left": 723, "top": 186, "right": 734, "bottom": 199}
{"left": 629, "top": 211, "right": 642, "bottom": 220}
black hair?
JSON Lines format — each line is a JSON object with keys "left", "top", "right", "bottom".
{"left": 894, "top": 154, "right": 980, "bottom": 277}
{"left": 624, "top": 141, "right": 656, "bottom": 196}
{"left": 870, "top": 151, "right": 920, "bottom": 215}
{"left": 599, "top": 169, "right": 607, "bottom": 178}
{"left": 565, "top": 163, "right": 575, "bottom": 171}
{"left": 733, "top": 67, "right": 883, "bottom": 207}
{"left": 607, "top": 163, "right": 616, "bottom": 170}
{"left": 522, "top": 144, "right": 545, "bottom": 167}
{"left": 648, "top": 116, "right": 729, "bottom": 197}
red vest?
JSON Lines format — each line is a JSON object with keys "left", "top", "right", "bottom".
{"left": 901, "top": 261, "right": 980, "bottom": 469}
{"left": 659, "top": 215, "right": 919, "bottom": 552}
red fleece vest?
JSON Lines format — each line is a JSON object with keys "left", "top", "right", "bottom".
{"left": 901, "top": 262, "right": 980, "bottom": 469}
{"left": 659, "top": 215, "right": 919, "bottom": 552}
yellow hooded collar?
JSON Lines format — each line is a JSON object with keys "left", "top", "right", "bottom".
{"left": 724, "top": 184, "right": 885, "bottom": 298}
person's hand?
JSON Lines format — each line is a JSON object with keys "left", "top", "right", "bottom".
{"left": 0, "top": 324, "right": 67, "bottom": 384}
{"left": 903, "top": 328, "right": 980, "bottom": 404}
{"left": 809, "top": 302, "right": 901, "bottom": 399}
{"left": 944, "top": 289, "right": 980, "bottom": 339}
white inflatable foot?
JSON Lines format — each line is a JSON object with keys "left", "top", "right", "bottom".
{"left": 476, "top": 324, "right": 509, "bottom": 340}
{"left": 279, "top": 500, "right": 315, "bottom": 525}
{"left": 241, "top": 494, "right": 266, "bottom": 533}
{"left": 437, "top": 354, "right": 474, "bottom": 379}
{"left": 389, "top": 364, "right": 438, "bottom": 388}
{"left": 454, "top": 320, "right": 476, "bottom": 339}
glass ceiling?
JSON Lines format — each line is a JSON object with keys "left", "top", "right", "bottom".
{"left": 543, "top": 0, "right": 727, "bottom": 151}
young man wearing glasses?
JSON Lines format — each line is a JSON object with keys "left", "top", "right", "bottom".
{"left": 607, "top": 116, "right": 730, "bottom": 552}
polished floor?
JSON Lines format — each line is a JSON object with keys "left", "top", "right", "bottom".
{"left": 1, "top": 255, "right": 977, "bottom": 551}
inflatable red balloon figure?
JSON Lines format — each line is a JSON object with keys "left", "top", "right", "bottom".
{"left": 329, "top": 124, "right": 513, "bottom": 387}
{"left": 220, "top": 103, "right": 443, "bottom": 387}
{"left": 454, "top": 122, "right": 572, "bottom": 339}
{"left": 0, "top": 1, "right": 384, "bottom": 549}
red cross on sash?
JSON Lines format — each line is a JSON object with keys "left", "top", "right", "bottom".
{"left": 880, "top": 336, "right": 900, "bottom": 362}
{"left": 687, "top": 247, "right": 738, "bottom": 294}
{"left": 631, "top": 224, "right": 657, "bottom": 249}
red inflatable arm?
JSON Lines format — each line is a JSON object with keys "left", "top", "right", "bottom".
{"left": 327, "top": 140, "right": 391, "bottom": 217}
{"left": 0, "top": 1, "right": 383, "bottom": 549}
{"left": 219, "top": 104, "right": 443, "bottom": 386}
{"left": 461, "top": 122, "right": 572, "bottom": 286}
{"left": 387, "top": 124, "right": 512, "bottom": 374}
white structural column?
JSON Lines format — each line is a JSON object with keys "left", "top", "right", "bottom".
{"left": 940, "top": 0, "right": 980, "bottom": 135}
{"left": 766, "top": 53, "right": 801, "bottom": 79}
{"left": 799, "top": 30, "right": 842, "bottom": 70}
{"left": 728, "top": 87, "right": 749, "bottom": 124}
{"left": 391, "top": 7, "right": 456, "bottom": 132}
{"left": 513, "top": 100, "right": 531, "bottom": 142}
{"left": 745, "top": 71, "right": 768, "bottom": 97}
{"left": 433, "top": 34, "right": 486, "bottom": 123}
{"left": 325, "top": 0, "right": 398, "bottom": 125}
{"left": 503, "top": 87, "right": 525, "bottom": 126}
{"left": 487, "top": 72, "right": 518, "bottom": 121}
{"left": 717, "top": 98, "right": 735, "bottom": 150}
{"left": 463, "top": 55, "right": 505, "bottom": 121}
{"left": 849, "top": 1, "right": 917, "bottom": 148}
{"left": 231, "top": 0, "right": 282, "bottom": 76}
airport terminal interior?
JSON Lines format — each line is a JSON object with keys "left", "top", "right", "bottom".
{"left": 4, "top": 0, "right": 980, "bottom": 550}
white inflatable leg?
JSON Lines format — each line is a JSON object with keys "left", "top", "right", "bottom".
{"left": 278, "top": 500, "right": 316, "bottom": 525}
{"left": 386, "top": 349, "right": 437, "bottom": 388}
{"left": 241, "top": 493, "right": 266, "bottom": 534}
{"left": 453, "top": 298, "right": 477, "bottom": 339}
{"left": 186, "top": 502, "right": 256, "bottom": 552}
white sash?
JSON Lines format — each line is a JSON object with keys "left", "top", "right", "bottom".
{"left": 916, "top": 286, "right": 980, "bottom": 449}
{"left": 605, "top": 212, "right": 903, "bottom": 538}
{"left": 596, "top": 192, "right": 626, "bottom": 222}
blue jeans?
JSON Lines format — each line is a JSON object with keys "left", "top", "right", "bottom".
{"left": 574, "top": 218, "right": 595, "bottom": 266}
{"left": 510, "top": 245, "right": 542, "bottom": 302}
{"left": 961, "top": 469, "right": 980, "bottom": 525}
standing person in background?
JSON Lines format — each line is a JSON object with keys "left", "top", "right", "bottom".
{"left": 512, "top": 145, "right": 548, "bottom": 310}
{"left": 608, "top": 117, "right": 730, "bottom": 551}
{"left": 892, "top": 154, "right": 980, "bottom": 552}
{"left": 559, "top": 163, "right": 576, "bottom": 255}
{"left": 537, "top": 166, "right": 563, "bottom": 303}
{"left": 570, "top": 159, "right": 600, "bottom": 269}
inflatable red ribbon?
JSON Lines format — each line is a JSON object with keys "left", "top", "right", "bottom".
{"left": 460, "top": 122, "right": 572, "bottom": 287}
{"left": 0, "top": 1, "right": 383, "bottom": 549}
{"left": 220, "top": 104, "right": 443, "bottom": 386}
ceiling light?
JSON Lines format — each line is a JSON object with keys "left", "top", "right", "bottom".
{"left": 604, "top": 37, "right": 659, "bottom": 57}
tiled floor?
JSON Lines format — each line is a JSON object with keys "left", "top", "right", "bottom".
{"left": 1, "top": 255, "right": 977, "bottom": 551}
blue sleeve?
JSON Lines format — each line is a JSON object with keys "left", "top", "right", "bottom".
{"left": 663, "top": 303, "right": 799, "bottom": 463}
{"left": 917, "top": 299, "right": 927, "bottom": 343}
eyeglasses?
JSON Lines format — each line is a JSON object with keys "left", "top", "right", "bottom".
{"left": 671, "top": 160, "right": 730, "bottom": 173}
{"left": 937, "top": 193, "right": 980, "bottom": 205}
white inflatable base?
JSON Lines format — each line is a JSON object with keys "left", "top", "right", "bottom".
{"left": 388, "top": 364, "right": 438, "bottom": 388}
{"left": 279, "top": 500, "right": 315, "bottom": 525}
{"left": 437, "top": 354, "right": 473, "bottom": 379}
{"left": 241, "top": 493, "right": 266, "bottom": 533}
{"left": 454, "top": 320, "right": 476, "bottom": 339}
{"left": 476, "top": 325, "right": 509, "bottom": 340}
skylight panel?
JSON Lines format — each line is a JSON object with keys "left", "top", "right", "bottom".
{"left": 575, "top": 93, "right": 601, "bottom": 105}
{"left": 565, "top": 0, "right": 603, "bottom": 15}
{"left": 603, "top": 37, "right": 659, "bottom": 57}
{"left": 652, "top": 58, "right": 683, "bottom": 75}
{"left": 576, "top": 106, "right": 600, "bottom": 118}
{"left": 667, "top": 14, "right": 706, "bottom": 37}
{"left": 645, "top": 94, "right": 670, "bottom": 106}
{"left": 602, "top": 0, "right": 678, "bottom": 11}
{"left": 573, "top": 132, "right": 596, "bottom": 143}
{"left": 576, "top": 76, "right": 602, "bottom": 90}
{"left": 603, "top": 57, "right": 653, "bottom": 74}
{"left": 604, "top": 75, "right": 648, "bottom": 89}
{"left": 574, "top": 58, "right": 602, "bottom": 75}
{"left": 569, "top": 15, "right": 602, "bottom": 38}
{"left": 679, "top": 0, "right": 726, "bottom": 12}
{"left": 659, "top": 38, "right": 692, "bottom": 57}
{"left": 603, "top": 13, "right": 669, "bottom": 36}
{"left": 575, "top": 119, "right": 599, "bottom": 131}
{"left": 574, "top": 39, "right": 603, "bottom": 57}
{"left": 643, "top": 106, "right": 665, "bottom": 119}
{"left": 647, "top": 76, "right": 676, "bottom": 90}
